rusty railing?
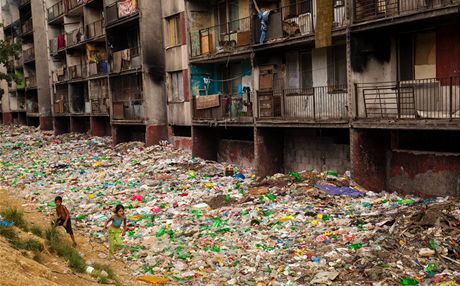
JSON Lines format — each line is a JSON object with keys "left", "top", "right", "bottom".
{"left": 68, "top": 62, "right": 88, "bottom": 80}
{"left": 48, "top": 1, "right": 64, "bottom": 21}
{"left": 67, "top": 27, "right": 85, "bottom": 47}
{"left": 105, "top": 0, "right": 139, "bottom": 26}
{"left": 86, "top": 18, "right": 105, "bottom": 40}
{"left": 68, "top": 0, "right": 84, "bottom": 10}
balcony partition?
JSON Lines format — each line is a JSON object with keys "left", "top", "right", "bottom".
{"left": 356, "top": 76, "right": 460, "bottom": 120}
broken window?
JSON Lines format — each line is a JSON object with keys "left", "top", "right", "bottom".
{"left": 165, "top": 14, "right": 181, "bottom": 47}
{"left": 398, "top": 31, "right": 436, "bottom": 81}
{"left": 218, "top": 0, "right": 239, "bottom": 32}
{"left": 327, "top": 45, "right": 347, "bottom": 87}
{"left": 168, "top": 71, "right": 184, "bottom": 103}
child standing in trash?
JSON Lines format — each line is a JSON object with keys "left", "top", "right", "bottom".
{"left": 53, "top": 196, "right": 77, "bottom": 248}
{"left": 104, "top": 204, "right": 127, "bottom": 258}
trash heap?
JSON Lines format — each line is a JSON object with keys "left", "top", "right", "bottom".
{"left": 0, "top": 125, "right": 459, "bottom": 285}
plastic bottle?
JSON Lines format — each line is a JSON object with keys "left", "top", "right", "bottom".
{"left": 347, "top": 243, "right": 362, "bottom": 250}
{"left": 400, "top": 278, "right": 418, "bottom": 285}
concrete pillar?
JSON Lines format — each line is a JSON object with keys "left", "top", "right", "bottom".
{"left": 2, "top": 112, "right": 12, "bottom": 125}
{"left": 350, "top": 128, "right": 389, "bottom": 192}
{"left": 146, "top": 124, "right": 168, "bottom": 146}
{"left": 39, "top": 116, "right": 53, "bottom": 131}
{"left": 254, "top": 127, "right": 284, "bottom": 177}
{"left": 192, "top": 126, "right": 218, "bottom": 161}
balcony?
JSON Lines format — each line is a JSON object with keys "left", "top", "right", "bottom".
{"left": 67, "top": 27, "right": 85, "bottom": 47}
{"left": 22, "top": 47, "right": 35, "bottom": 63}
{"left": 49, "top": 34, "right": 66, "bottom": 55}
{"left": 47, "top": 1, "right": 65, "bottom": 22}
{"left": 190, "top": 17, "right": 251, "bottom": 59}
{"left": 68, "top": 0, "right": 84, "bottom": 11}
{"left": 21, "top": 18, "right": 33, "bottom": 35}
{"left": 192, "top": 94, "right": 254, "bottom": 122}
{"left": 111, "top": 73, "right": 143, "bottom": 121}
{"left": 85, "top": 19, "right": 105, "bottom": 40}
{"left": 105, "top": 0, "right": 139, "bottom": 26}
{"left": 110, "top": 47, "right": 141, "bottom": 73}
{"left": 26, "top": 98, "right": 39, "bottom": 114}
{"left": 353, "top": 0, "right": 460, "bottom": 23}
{"left": 90, "top": 78, "right": 109, "bottom": 115}
{"left": 53, "top": 87, "right": 70, "bottom": 115}
{"left": 68, "top": 63, "right": 88, "bottom": 80}
{"left": 253, "top": 0, "right": 314, "bottom": 45}
{"left": 88, "top": 60, "right": 109, "bottom": 77}
{"left": 356, "top": 77, "right": 460, "bottom": 123}
{"left": 257, "top": 85, "right": 349, "bottom": 122}
{"left": 52, "top": 67, "right": 68, "bottom": 83}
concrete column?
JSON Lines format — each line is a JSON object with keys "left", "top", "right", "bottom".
{"left": 192, "top": 126, "right": 218, "bottom": 161}
{"left": 254, "top": 127, "right": 284, "bottom": 177}
{"left": 350, "top": 128, "right": 389, "bottom": 192}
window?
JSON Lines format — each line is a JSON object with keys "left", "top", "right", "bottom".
{"left": 300, "top": 52, "right": 312, "bottom": 89}
{"left": 168, "top": 71, "right": 184, "bottom": 102}
{"left": 398, "top": 31, "right": 436, "bottom": 81}
{"left": 327, "top": 45, "right": 347, "bottom": 87}
{"left": 218, "top": 0, "right": 239, "bottom": 32}
{"left": 166, "top": 14, "right": 181, "bottom": 47}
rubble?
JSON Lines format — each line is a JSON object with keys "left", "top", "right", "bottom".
{"left": 1, "top": 125, "right": 460, "bottom": 285}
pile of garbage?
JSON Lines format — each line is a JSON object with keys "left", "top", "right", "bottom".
{"left": 0, "top": 125, "right": 459, "bottom": 285}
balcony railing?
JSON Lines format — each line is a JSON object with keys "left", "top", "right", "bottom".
{"left": 110, "top": 47, "right": 141, "bottom": 73}
{"left": 52, "top": 67, "right": 68, "bottom": 83}
{"left": 91, "top": 98, "right": 109, "bottom": 115}
{"left": 90, "top": 78, "right": 109, "bottom": 115}
{"left": 49, "top": 34, "right": 66, "bottom": 55}
{"left": 190, "top": 17, "right": 251, "bottom": 58}
{"left": 192, "top": 94, "right": 254, "bottom": 120}
{"left": 112, "top": 99, "right": 144, "bottom": 121}
{"left": 86, "top": 18, "right": 105, "bottom": 40}
{"left": 88, "top": 60, "right": 109, "bottom": 76}
{"left": 356, "top": 76, "right": 460, "bottom": 120}
{"left": 257, "top": 85, "right": 348, "bottom": 121}
{"left": 353, "top": 0, "right": 460, "bottom": 23}
{"left": 21, "top": 18, "right": 33, "bottom": 35}
{"left": 48, "top": 1, "right": 64, "bottom": 22}
{"left": 67, "top": 27, "right": 85, "bottom": 47}
{"left": 53, "top": 90, "right": 70, "bottom": 114}
{"left": 333, "top": 2, "right": 347, "bottom": 29}
{"left": 23, "top": 47, "right": 34, "bottom": 62}
{"left": 68, "top": 63, "right": 88, "bottom": 80}
{"left": 68, "top": 0, "right": 84, "bottom": 10}
{"left": 106, "top": 0, "right": 139, "bottom": 26}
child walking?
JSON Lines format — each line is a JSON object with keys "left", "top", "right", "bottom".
{"left": 53, "top": 196, "right": 77, "bottom": 247}
{"left": 104, "top": 204, "right": 127, "bottom": 258}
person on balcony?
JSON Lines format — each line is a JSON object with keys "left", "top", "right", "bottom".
{"left": 253, "top": 0, "right": 270, "bottom": 44}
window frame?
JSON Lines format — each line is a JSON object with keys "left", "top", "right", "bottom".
{"left": 165, "top": 14, "right": 182, "bottom": 49}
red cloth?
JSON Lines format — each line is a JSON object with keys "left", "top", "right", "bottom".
{"left": 57, "top": 34, "right": 66, "bottom": 49}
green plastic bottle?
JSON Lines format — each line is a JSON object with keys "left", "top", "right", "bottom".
{"left": 347, "top": 243, "right": 362, "bottom": 250}
{"left": 400, "top": 278, "right": 419, "bottom": 285}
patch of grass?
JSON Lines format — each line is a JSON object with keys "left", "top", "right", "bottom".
{"left": 0, "top": 226, "right": 18, "bottom": 241}
{"left": 30, "top": 226, "right": 43, "bottom": 237}
{"left": 45, "top": 227, "right": 86, "bottom": 273}
{"left": 32, "top": 252, "right": 42, "bottom": 263}
{"left": 93, "top": 263, "right": 122, "bottom": 286}
{"left": 1, "top": 208, "right": 28, "bottom": 231}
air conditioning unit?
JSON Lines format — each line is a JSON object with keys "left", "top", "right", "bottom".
{"left": 298, "top": 13, "right": 313, "bottom": 35}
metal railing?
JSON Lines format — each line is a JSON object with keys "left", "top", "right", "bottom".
{"left": 67, "top": 27, "right": 85, "bottom": 47}
{"left": 112, "top": 99, "right": 144, "bottom": 121}
{"left": 48, "top": 1, "right": 64, "bottom": 21}
{"left": 353, "top": 0, "right": 460, "bottom": 23}
{"left": 257, "top": 85, "right": 348, "bottom": 121}
{"left": 356, "top": 77, "right": 460, "bottom": 120}
{"left": 88, "top": 60, "right": 109, "bottom": 76}
{"left": 333, "top": 3, "right": 347, "bottom": 29}
{"left": 190, "top": 17, "right": 251, "bottom": 58}
{"left": 192, "top": 94, "right": 254, "bottom": 120}
{"left": 106, "top": 0, "right": 139, "bottom": 26}
{"left": 86, "top": 18, "right": 105, "bottom": 40}
{"left": 68, "top": 0, "right": 84, "bottom": 10}
{"left": 68, "top": 63, "right": 88, "bottom": 80}
{"left": 91, "top": 98, "right": 109, "bottom": 115}
{"left": 22, "top": 47, "right": 34, "bottom": 62}
{"left": 21, "top": 18, "right": 33, "bottom": 34}
{"left": 52, "top": 68, "right": 68, "bottom": 83}
{"left": 110, "top": 47, "right": 141, "bottom": 73}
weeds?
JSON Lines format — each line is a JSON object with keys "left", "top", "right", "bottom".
{"left": 30, "top": 225, "right": 43, "bottom": 237}
{"left": 92, "top": 263, "right": 121, "bottom": 286}
{"left": 1, "top": 208, "right": 28, "bottom": 231}
{"left": 45, "top": 227, "right": 86, "bottom": 273}
{"left": 0, "top": 226, "right": 18, "bottom": 241}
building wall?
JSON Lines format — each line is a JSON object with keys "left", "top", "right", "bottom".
{"left": 284, "top": 129, "right": 350, "bottom": 173}
{"left": 217, "top": 139, "right": 254, "bottom": 169}
{"left": 0, "top": 8, "right": 9, "bottom": 115}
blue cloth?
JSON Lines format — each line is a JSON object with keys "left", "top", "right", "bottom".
{"left": 112, "top": 214, "right": 125, "bottom": 227}
{"left": 315, "top": 184, "right": 363, "bottom": 197}
{"left": 258, "top": 11, "right": 270, "bottom": 44}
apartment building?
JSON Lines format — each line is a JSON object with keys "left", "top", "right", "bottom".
{"left": 1, "top": 0, "right": 52, "bottom": 129}
{"left": 187, "top": 0, "right": 460, "bottom": 196}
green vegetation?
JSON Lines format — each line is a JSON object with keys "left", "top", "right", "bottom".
{"left": 1, "top": 208, "right": 28, "bottom": 231}
{"left": 92, "top": 263, "right": 122, "bottom": 286}
{"left": 45, "top": 227, "right": 86, "bottom": 273}
{"left": 30, "top": 225, "right": 43, "bottom": 237}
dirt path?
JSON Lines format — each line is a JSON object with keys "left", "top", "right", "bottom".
{"left": 0, "top": 188, "right": 147, "bottom": 286}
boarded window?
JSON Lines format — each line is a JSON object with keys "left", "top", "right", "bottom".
{"left": 414, "top": 32, "right": 436, "bottom": 79}
{"left": 166, "top": 14, "right": 181, "bottom": 47}
{"left": 327, "top": 45, "right": 347, "bottom": 87}
{"left": 169, "top": 71, "right": 184, "bottom": 102}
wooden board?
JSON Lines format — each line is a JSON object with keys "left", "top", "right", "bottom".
{"left": 195, "top": 94, "right": 220, "bottom": 110}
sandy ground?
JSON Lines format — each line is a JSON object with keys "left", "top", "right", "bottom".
{"left": 0, "top": 188, "right": 148, "bottom": 286}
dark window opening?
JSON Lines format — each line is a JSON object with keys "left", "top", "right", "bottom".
{"left": 172, "top": 125, "right": 192, "bottom": 137}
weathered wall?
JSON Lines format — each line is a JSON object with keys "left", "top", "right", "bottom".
{"left": 170, "top": 136, "right": 192, "bottom": 151}
{"left": 255, "top": 128, "right": 284, "bottom": 176}
{"left": 217, "top": 139, "right": 254, "bottom": 169}
{"left": 436, "top": 23, "right": 460, "bottom": 78}
{"left": 161, "top": 0, "right": 185, "bottom": 17}
{"left": 388, "top": 150, "right": 460, "bottom": 197}
{"left": 284, "top": 129, "right": 350, "bottom": 173}
{"left": 312, "top": 48, "right": 328, "bottom": 86}
{"left": 167, "top": 102, "right": 191, "bottom": 126}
